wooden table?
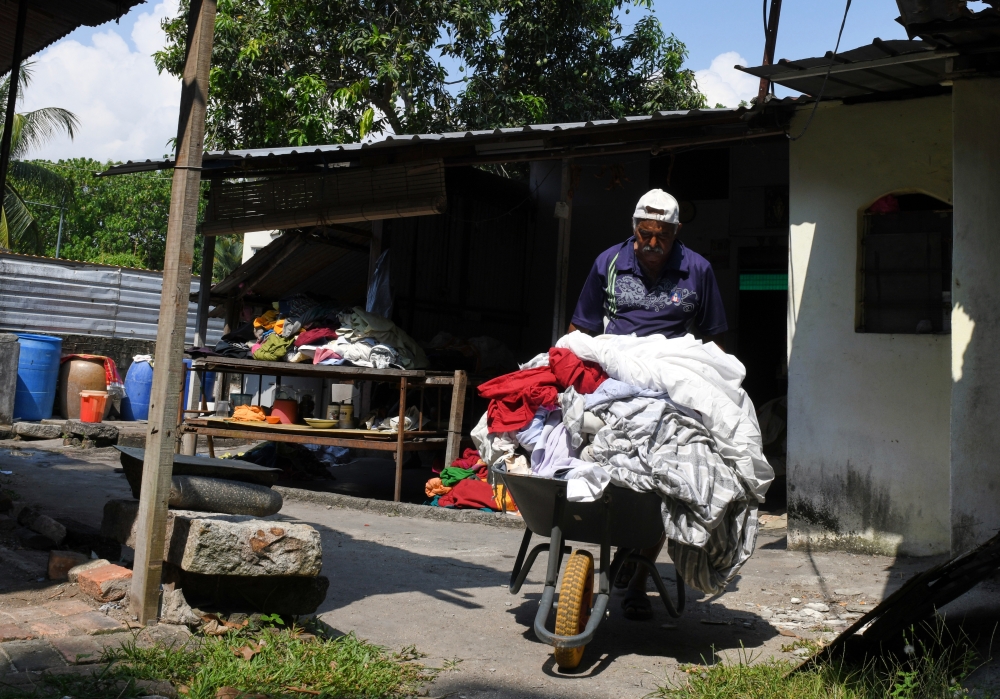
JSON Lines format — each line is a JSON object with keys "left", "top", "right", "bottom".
{"left": 180, "top": 356, "right": 468, "bottom": 501}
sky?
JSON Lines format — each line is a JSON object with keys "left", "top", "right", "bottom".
{"left": 18, "top": 0, "right": 981, "bottom": 163}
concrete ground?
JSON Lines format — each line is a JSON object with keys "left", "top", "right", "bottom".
{"left": 0, "top": 440, "right": 995, "bottom": 698}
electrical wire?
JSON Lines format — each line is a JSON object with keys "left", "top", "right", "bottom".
{"left": 788, "top": 0, "right": 853, "bottom": 142}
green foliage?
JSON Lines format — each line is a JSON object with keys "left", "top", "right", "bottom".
{"left": 213, "top": 234, "right": 244, "bottom": 282}
{"left": 155, "top": 0, "right": 706, "bottom": 149}
{"left": 0, "top": 63, "right": 77, "bottom": 252}
{"left": 14, "top": 158, "right": 206, "bottom": 271}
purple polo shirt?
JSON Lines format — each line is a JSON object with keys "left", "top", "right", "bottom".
{"left": 570, "top": 238, "right": 727, "bottom": 338}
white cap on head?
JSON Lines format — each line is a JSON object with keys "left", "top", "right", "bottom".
{"left": 632, "top": 188, "right": 679, "bottom": 228}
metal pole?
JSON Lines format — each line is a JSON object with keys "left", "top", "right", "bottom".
{"left": 130, "top": 0, "right": 217, "bottom": 625}
{"left": 0, "top": 0, "right": 28, "bottom": 209}
{"left": 54, "top": 191, "right": 66, "bottom": 259}
{"left": 757, "top": 0, "right": 783, "bottom": 104}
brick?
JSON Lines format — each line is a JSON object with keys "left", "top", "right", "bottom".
{"left": 66, "top": 612, "right": 126, "bottom": 636}
{"left": 28, "top": 618, "right": 75, "bottom": 637}
{"left": 44, "top": 599, "right": 94, "bottom": 617}
{"left": 5, "top": 607, "right": 54, "bottom": 622}
{"left": 77, "top": 564, "right": 132, "bottom": 603}
{"left": 0, "top": 639, "right": 66, "bottom": 671}
{"left": 68, "top": 558, "right": 110, "bottom": 583}
{"left": 48, "top": 550, "right": 90, "bottom": 581}
{"left": 49, "top": 635, "right": 103, "bottom": 665}
{"left": 0, "top": 623, "right": 33, "bottom": 641}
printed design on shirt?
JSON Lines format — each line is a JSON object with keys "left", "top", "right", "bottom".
{"left": 605, "top": 252, "right": 621, "bottom": 318}
{"left": 614, "top": 275, "right": 697, "bottom": 313}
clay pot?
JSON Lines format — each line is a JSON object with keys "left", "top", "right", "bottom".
{"left": 58, "top": 358, "right": 110, "bottom": 419}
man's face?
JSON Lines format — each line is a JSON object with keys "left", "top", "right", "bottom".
{"left": 634, "top": 219, "right": 678, "bottom": 265}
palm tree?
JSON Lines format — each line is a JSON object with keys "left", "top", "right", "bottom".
{"left": 213, "top": 235, "right": 244, "bottom": 282}
{"left": 0, "top": 63, "right": 78, "bottom": 252}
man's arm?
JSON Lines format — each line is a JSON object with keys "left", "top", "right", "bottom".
{"left": 568, "top": 323, "right": 595, "bottom": 336}
{"left": 703, "top": 334, "right": 725, "bottom": 352}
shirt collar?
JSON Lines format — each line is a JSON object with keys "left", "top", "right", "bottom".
{"left": 617, "top": 237, "right": 689, "bottom": 279}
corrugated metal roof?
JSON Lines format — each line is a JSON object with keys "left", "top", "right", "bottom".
{"left": 102, "top": 107, "right": 787, "bottom": 176}
{"left": 898, "top": 8, "right": 1000, "bottom": 48}
{"left": 0, "top": 251, "right": 222, "bottom": 344}
{"left": 0, "top": 1, "right": 146, "bottom": 75}
{"left": 738, "top": 39, "right": 955, "bottom": 99}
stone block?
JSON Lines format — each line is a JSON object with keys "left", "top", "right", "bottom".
{"left": 0, "top": 493, "right": 11, "bottom": 514}
{"left": 66, "top": 611, "right": 127, "bottom": 635}
{"left": 12, "top": 422, "right": 63, "bottom": 440}
{"left": 68, "top": 558, "right": 110, "bottom": 583}
{"left": 102, "top": 500, "right": 322, "bottom": 576}
{"left": 163, "top": 564, "right": 329, "bottom": 616}
{"left": 49, "top": 635, "right": 103, "bottom": 664}
{"left": 18, "top": 507, "right": 67, "bottom": 546}
{"left": 0, "top": 514, "right": 15, "bottom": 530}
{"left": 0, "top": 639, "right": 66, "bottom": 671}
{"left": 28, "top": 617, "right": 74, "bottom": 637}
{"left": 62, "top": 420, "right": 118, "bottom": 442}
{"left": 160, "top": 587, "right": 201, "bottom": 627}
{"left": 48, "top": 550, "right": 90, "bottom": 580}
{"left": 0, "top": 425, "right": 13, "bottom": 440}
{"left": 116, "top": 446, "right": 281, "bottom": 499}
{"left": 77, "top": 564, "right": 132, "bottom": 603}
{"left": 15, "top": 527, "right": 55, "bottom": 550}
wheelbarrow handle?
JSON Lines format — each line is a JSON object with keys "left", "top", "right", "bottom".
{"left": 533, "top": 586, "right": 610, "bottom": 648}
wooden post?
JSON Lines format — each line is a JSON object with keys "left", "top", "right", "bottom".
{"left": 444, "top": 370, "right": 467, "bottom": 468}
{"left": 394, "top": 377, "right": 407, "bottom": 502}
{"left": 551, "top": 159, "right": 574, "bottom": 345}
{"left": 0, "top": 0, "right": 27, "bottom": 208}
{"left": 130, "top": 0, "right": 217, "bottom": 625}
{"left": 757, "top": 0, "right": 783, "bottom": 103}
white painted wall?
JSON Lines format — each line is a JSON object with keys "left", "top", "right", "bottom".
{"left": 242, "top": 230, "right": 282, "bottom": 264}
{"left": 787, "top": 96, "right": 953, "bottom": 556}
{"left": 950, "top": 78, "right": 1000, "bottom": 554}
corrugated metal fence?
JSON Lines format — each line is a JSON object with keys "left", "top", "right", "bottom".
{"left": 0, "top": 252, "right": 223, "bottom": 345}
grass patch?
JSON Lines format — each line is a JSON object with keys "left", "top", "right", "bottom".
{"left": 0, "top": 622, "right": 435, "bottom": 699}
{"left": 656, "top": 619, "right": 991, "bottom": 699}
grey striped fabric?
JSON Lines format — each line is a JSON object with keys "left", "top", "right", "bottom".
{"left": 589, "top": 395, "right": 758, "bottom": 595}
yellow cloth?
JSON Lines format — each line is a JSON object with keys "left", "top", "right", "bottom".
{"left": 493, "top": 484, "right": 518, "bottom": 513}
{"left": 274, "top": 318, "right": 286, "bottom": 335}
{"left": 253, "top": 310, "right": 278, "bottom": 330}
{"left": 232, "top": 405, "right": 266, "bottom": 422}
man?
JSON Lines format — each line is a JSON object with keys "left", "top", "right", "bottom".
{"left": 570, "top": 188, "right": 727, "bottom": 345}
{"left": 569, "top": 188, "right": 728, "bottom": 620}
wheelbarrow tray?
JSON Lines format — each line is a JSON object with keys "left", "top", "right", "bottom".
{"left": 500, "top": 471, "right": 665, "bottom": 550}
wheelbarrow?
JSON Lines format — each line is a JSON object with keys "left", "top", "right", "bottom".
{"left": 497, "top": 469, "right": 685, "bottom": 670}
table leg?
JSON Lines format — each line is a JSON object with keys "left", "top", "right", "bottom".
{"left": 445, "top": 370, "right": 467, "bottom": 468}
{"left": 394, "top": 377, "right": 408, "bottom": 502}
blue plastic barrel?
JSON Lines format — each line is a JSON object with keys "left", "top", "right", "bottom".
{"left": 13, "top": 334, "right": 62, "bottom": 421}
{"left": 120, "top": 359, "right": 154, "bottom": 421}
{"left": 182, "top": 358, "right": 215, "bottom": 410}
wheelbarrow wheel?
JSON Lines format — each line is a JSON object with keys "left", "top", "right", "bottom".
{"left": 554, "top": 550, "right": 594, "bottom": 670}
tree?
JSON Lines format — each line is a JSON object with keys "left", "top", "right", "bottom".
{"left": 155, "top": 0, "right": 491, "bottom": 150}
{"left": 212, "top": 234, "right": 243, "bottom": 282}
{"left": 16, "top": 158, "right": 183, "bottom": 269}
{"left": 453, "top": 0, "right": 706, "bottom": 129}
{"left": 155, "top": 0, "right": 705, "bottom": 150}
{"left": 0, "top": 64, "right": 78, "bottom": 253}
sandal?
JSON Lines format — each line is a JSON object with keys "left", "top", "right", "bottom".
{"left": 621, "top": 589, "right": 653, "bottom": 621}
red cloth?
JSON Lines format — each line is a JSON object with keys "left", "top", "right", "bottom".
{"left": 294, "top": 327, "right": 338, "bottom": 347}
{"left": 548, "top": 347, "right": 608, "bottom": 394}
{"left": 437, "top": 477, "right": 499, "bottom": 510}
{"left": 312, "top": 348, "right": 343, "bottom": 364}
{"left": 452, "top": 448, "right": 488, "bottom": 478}
{"left": 478, "top": 366, "right": 559, "bottom": 433}
{"left": 476, "top": 348, "right": 609, "bottom": 433}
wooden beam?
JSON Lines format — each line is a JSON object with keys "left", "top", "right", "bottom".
{"left": 444, "top": 370, "right": 468, "bottom": 468}
{"left": 394, "top": 377, "right": 407, "bottom": 502}
{"left": 551, "top": 159, "right": 574, "bottom": 345}
{"left": 130, "top": 0, "right": 217, "bottom": 625}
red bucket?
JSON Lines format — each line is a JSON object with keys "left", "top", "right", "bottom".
{"left": 79, "top": 391, "right": 108, "bottom": 423}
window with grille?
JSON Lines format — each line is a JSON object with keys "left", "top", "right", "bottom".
{"left": 857, "top": 193, "right": 952, "bottom": 334}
